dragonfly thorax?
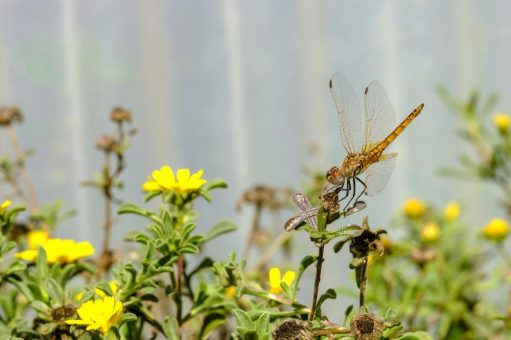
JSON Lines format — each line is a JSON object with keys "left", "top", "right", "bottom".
{"left": 339, "top": 154, "right": 365, "bottom": 178}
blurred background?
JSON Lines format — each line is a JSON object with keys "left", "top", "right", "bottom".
{"left": 0, "top": 0, "right": 510, "bottom": 318}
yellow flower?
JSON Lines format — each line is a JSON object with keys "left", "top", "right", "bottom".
{"left": 403, "top": 197, "right": 425, "bottom": 218}
{"left": 142, "top": 166, "right": 207, "bottom": 194}
{"left": 224, "top": 286, "right": 237, "bottom": 298}
{"left": 96, "top": 282, "right": 118, "bottom": 298}
{"left": 15, "top": 238, "right": 94, "bottom": 264}
{"left": 75, "top": 292, "right": 84, "bottom": 302}
{"left": 66, "top": 296, "right": 123, "bottom": 334}
{"left": 0, "top": 200, "right": 11, "bottom": 213}
{"left": 269, "top": 267, "right": 296, "bottom": 294}
{"left": 443, "top": 202, "right": 460, "bottom": 222}
{"left": 27, "top": 230, "right": 49, "bottom": 249}
{"left": 483, "top": 218, "right": 510, "bottom": 242}
{"left": 492, "top": 112, "right": 511, "bottom": 131}
{"left": 421, "top": 222, "right": 441, "bottom": 242}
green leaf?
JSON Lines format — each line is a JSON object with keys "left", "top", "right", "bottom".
{"left": 144, "top": 191, "right": 161, "bottom": 202}
{"left": 188, "top": 257, "right": 214, "bottom": 278}
{"left": 179, "top": 244, "right": 200, "bottom": 254}
{"left": 199, "top": 313, "right": 227, "bottom": 339}
{"left": 233, "top": 309, "right": 254, "bottom": 330}
{"left": 203, "top": 220, "right": 237, "bottom": 243}
{"left": 317, "top": 208, "right": 327, "bottom": 232}
{"left": 43, "top": 278, "right": 65, "bottom": 304}
{"left": 293, "top": 254, "right": 317, "bottom": 299}
{"left": 198, "top": 190, "right": 213, "bottom": 202}
{"left": 120, "top": 312, "right": 137, "bottom": 324}
{"left": 315, "top": 288, "right": 337, "bottom": 318}
{"left": 118, "top": 202, "right": 161, "bottom": 224}
{"left": 140, "top": 293, "right": 159, "bottom": 302}
{"left": 36, "top": 247, "right": 49, "bottom": 277}
{"left": 344, "top": 304, "right": 354, "bottom": 325}
{"left": 162, "top": 316, "right": 180, "bottom": 340}
{"left": 255, "top": 312, "right": 270, "bottom": 340}
{"left": 203, "top": 179, "right": 228, "bottom": 191}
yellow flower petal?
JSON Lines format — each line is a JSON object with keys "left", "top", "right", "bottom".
{"left": 483, "top": 218, "right": 510, "bottom": 241}
{"left": 154, "top": 166, "right": 175, "bottom": 190}
{"left": 1, "top": 200, "right": 11, "bottom": 210}
{"left": 421, "top": 222, "right": 441, "bottom": 242}
{"left": 15, "top": 249, "right": 38, "bottom": 261}
{"left": 443, "top": 202, "right": 460, "bottom": 222}
{"left": 0, "top": 200, "right": 11, "bottom": 214}
{"left": 493, "top": 112, "right": 511, "bottom": 131}
{"left": 269, "top": 267, "right": 281, "bottom": 294}
{"left": 27, "top": 230, "right": 49, "bottom": 249}
{"left": 176, "top": 168, "right": 191, "bottom": 185}
{"left": 142, "top": 180, "right": 160, "bottom": 192}
{"left": 402, "top": 197, "right": 425, "bottom": 218}
{"left": 282, "top": 271, "right": 296, "bottom": 287}
{"left": 16, "top": 238, "right": 94, "bottom": 264}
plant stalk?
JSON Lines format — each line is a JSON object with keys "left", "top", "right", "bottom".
{"left": 309, "top": 245, "right": 325, "bottom": 321}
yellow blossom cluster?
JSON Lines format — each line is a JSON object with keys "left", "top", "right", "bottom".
{"left": 269, "top": 267, "right": 296, "bottom": 294}
{"left": 0, "top": 200, "right": 11, "bottom": 213}
{"left": 15, "top": 237, "right": 94, "bottom": 264}
{"left": 421, "top": 222, "right": 441, "bottom": 242}
{"left": 402, "top": 197, "right": 425, "bottom": 218}
{"left": 443, "top": 202, "right": 460, "bottom": 222}
{"left": 492, "top": 112, "right": 511, "bottom": 131}
{"left": 142, "top": 166, "right": 207, "bottom": 194}
{"left": 483, "top": 218, "right": 510, "bottom": 242}
{"left": 66, "top": 296, "right": 123, "bottom": 334}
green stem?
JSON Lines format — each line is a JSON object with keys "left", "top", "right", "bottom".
{"left": 358, "top": 258, "right": 368, "bottom": 312}
{"left": 309, "top": 245, "right": 324, "bottom": 321}
{"left": 139, "top": 305, "right": 164, "bottom": 335}
{"left": 269, "top": 309, "right": 310, "bottom": 320}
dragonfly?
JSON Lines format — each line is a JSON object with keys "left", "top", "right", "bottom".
{"left": 326, "top": 72, "right": 424, "bottom": 210}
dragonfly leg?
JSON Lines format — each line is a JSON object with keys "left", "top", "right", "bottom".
{"left": 353, "top": 177, "right": 367, "bottom": 206}
{"left": 344, "top": 177, "right": 357, "bottom": 212}
{"left": 338, "top": 180, "right": 350, "bottom": 203}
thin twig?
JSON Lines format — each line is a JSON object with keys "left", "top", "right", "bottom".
{"left": 358, "top": 258, "right": 368, "bottom": 313}
{"left": 309, "top": 245, "right": 325, "bottom": 321}
{"left": 253, "top": 231, "right": 293, "bottom": 271}
{"left": 6, "top": 125, "right": 38, "bottom": 212}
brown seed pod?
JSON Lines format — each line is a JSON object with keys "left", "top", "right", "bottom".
{"left": 272, "top": 319, "right": 312, "bottom": 340}
{"left": 350, "top": 313, "right": 384, "bottom": 340}
{"left": 110, "top": 107, "right": 132, "bottom": 123}
{"left": 0, "top": 106, "right": 23, "bottom": 126}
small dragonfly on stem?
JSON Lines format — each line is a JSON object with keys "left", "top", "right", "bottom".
{"left": 325, "top": 72, "right": 425, "bottom": 211}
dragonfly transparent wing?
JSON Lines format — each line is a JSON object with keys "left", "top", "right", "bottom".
{"left": 329, "top": 73, "right": 362, "bottom": 153}
{"left": 291, "top": 193, "right": 318, "bottom": 228}
{"left": 363, "top": 81, "right": 396, "bottom": 153}
{"left": 364, "top": 153, "right": 397, "bottom": 196}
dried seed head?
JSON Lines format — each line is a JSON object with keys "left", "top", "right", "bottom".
{"left": 320, "top": 191, "right": 339, "bottom": 212}
{"left": 110, "top": 107, "right": 132, "bottom": 122}
{"left": 272, "top": 319, "right": 312, "bottom": 340}
{"left": 236, "top": 185, "right": 292, "bottom": 211}
{"left": 350, "top": 313, "right": 384, "bottom": 340}
{"left": 95, "top": 134, "right": 117, "bottom": 153}
{"left": 50, "top": 304, "right": 76, "bottom": 321}
{"left": 410, "top": 249, "right": 436, "bottom": 267}
{"left": 0, "top": 106, "right": 23, "bottom": 126}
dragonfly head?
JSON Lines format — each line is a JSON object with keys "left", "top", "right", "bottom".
{"left": 326, "top": 166, "right": 344, "bottom": 185}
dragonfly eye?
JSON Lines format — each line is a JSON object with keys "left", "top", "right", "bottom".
{"left": 326, "top": 166, "right": 341, "bottom": 184}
